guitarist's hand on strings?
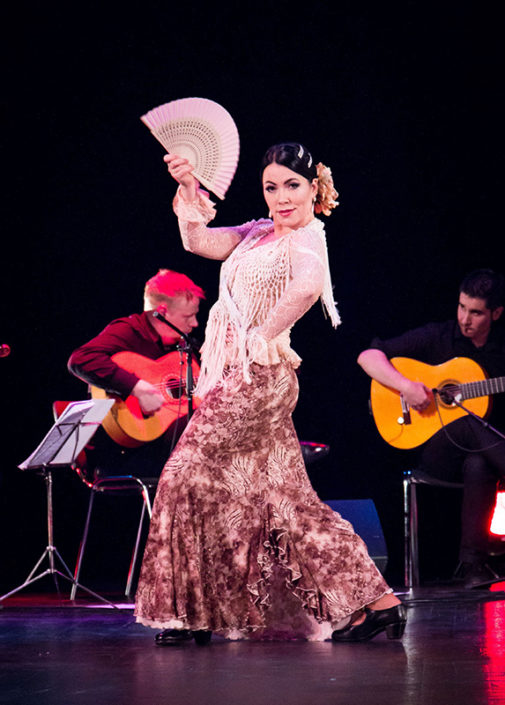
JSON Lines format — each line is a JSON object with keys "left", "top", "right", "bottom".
{"left": 399, "top": 379, "right": 433, "bottom": 412}
{"left": 358, "top": 348, "right": 432, "bottom": 412}
{"left": 132, "top": 379, "right": 165, "bottom": 416}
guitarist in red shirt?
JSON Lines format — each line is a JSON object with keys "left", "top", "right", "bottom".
{"left": 358, "top": 269, "right": 505, "bottom": 588}
{"left": 68, "top": 268, "right": 205, "bottom": 479}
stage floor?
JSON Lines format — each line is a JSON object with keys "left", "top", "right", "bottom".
{"left": 1, "top": 586, "right": 505, "bottom": 705}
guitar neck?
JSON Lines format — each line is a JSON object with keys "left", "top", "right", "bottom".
{"left": 460, "top": 376, "right": 505, "bottom": 400}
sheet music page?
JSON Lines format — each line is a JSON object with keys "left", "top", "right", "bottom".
{"left": 19, "top": 399, "right": 114, "bottom": 470}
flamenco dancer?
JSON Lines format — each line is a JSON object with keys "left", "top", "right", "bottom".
{"left": 134, "top": 142, "right": 406, "bottom": 644}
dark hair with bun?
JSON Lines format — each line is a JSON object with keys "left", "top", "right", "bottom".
{"left": 261, "top": 143, "right": 317, "bottom": 181}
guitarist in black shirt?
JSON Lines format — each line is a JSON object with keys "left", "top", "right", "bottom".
{"left": 358, "top": 269, "right": 505, "bottom": 588}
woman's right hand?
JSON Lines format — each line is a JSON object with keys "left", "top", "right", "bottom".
{"left": 164, "top": 153, "right": 199, "bottom": 201}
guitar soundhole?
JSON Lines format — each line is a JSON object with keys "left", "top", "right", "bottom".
{"left": 438, "top": 379, "right": 459, "bottom": 407}
{"left": 163, "top": 375, "right": 186, "bottom": 400}
{"left": 170, "top": 386, "right": 184, "bottom": 399}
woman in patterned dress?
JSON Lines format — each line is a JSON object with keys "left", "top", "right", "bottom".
{"left": 134, "top": 143, "right": 406, "bottom": 644}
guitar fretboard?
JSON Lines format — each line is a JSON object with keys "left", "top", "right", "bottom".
{"left": 461, "top": 376, "right": 505, "bottom": 400}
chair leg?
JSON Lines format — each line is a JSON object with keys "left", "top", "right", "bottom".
{"left": 71, "top": 491, "right": 95, "bottom": 600}
{"left": 410, "top": 479, "right": 420, "bottom": 587}
{"left": 125, "top": 501, "right": 147, "bottom": 598}
{"left": 141, "top": 483, "right": 153, "bottom": 520}
{"left": 403, "top": 473, "right": 412, "bottom": 588}
{"left": 125, "top": 483, "right": 155, "bottom": 598}
{"left": 403, "top": 471, "right": 421, "bottom": 588}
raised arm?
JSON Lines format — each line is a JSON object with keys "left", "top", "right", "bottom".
{"left": 165, "top": 154, "right": 242, "bottom": 260}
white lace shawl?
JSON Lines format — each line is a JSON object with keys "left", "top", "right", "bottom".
{"left": 173, "top": 188, "right": 341, "bottom": 397}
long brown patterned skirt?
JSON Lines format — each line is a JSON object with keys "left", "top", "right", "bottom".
{"left": 134, "top": 362, "right": 390, "bottom": 640}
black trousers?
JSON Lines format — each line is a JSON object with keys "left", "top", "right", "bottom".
{"left": 419, "top": 416, "right": 505, "bottom": 564}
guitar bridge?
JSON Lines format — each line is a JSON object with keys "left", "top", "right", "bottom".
{"left": 398, "top": 396, "right": 411, "bottom": 425}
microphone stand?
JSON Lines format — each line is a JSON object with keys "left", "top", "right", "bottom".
{"left": 433, "top": 388, "right": 505, "bottom": 442}
{"left": 153, "top": 311, "right": 198, "bottom": 421}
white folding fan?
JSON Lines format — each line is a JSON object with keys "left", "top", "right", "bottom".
{"left": 140, "top": 97, "right": 240, "bottom": 200}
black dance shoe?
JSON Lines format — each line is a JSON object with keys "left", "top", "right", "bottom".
{"left": 193, "top": 630, "right": 212, "bottom": 646}
{"left": 155, "top": 629, "right": 212, "bottom": 646}
{"left": 331, "top": 604, "right": 407, "bottom": 643}
{"left": 155, "top": 629, "right": 194, "bottom": 646}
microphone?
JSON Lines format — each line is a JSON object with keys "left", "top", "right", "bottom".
{"left": 0, "top": 343, "right": 11, "bottom": 358}
{"left": 186, "top": 334, "right": 202, "bottom": 351}
{"left": 152, "top": 311, "right": 201, "bottom": 350}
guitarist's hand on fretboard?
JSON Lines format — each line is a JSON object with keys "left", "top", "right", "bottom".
{"left": 131, "top": 379, "right": 165, "bottom": 416}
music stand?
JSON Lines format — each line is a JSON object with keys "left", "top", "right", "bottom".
{"left": 0, "top": 399, "right": 118, "bottom": 606}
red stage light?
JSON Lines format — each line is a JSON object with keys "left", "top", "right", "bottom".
{"left": 490, "top": 491, "right": 505, "bottom": 536}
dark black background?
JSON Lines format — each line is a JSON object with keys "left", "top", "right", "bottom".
{"left": 1, "top": 2, "right": 503, "bottom": 593}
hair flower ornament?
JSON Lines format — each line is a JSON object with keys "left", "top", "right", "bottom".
{"left": 314, "top": 162, "right": 340, "bottom": 216}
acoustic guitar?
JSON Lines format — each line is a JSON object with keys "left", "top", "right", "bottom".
{"left": 370, "top": 356, "right": 505, "bottom": 449}
{"left": 91, "top": 351, "right": 200, "bottom": 448}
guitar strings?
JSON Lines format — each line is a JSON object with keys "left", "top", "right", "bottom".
{"left": 148, "top": 379, "right": 199, "bottom": 394}
{"left": 440, "top": 377, "right": 505, "bottom": 400}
